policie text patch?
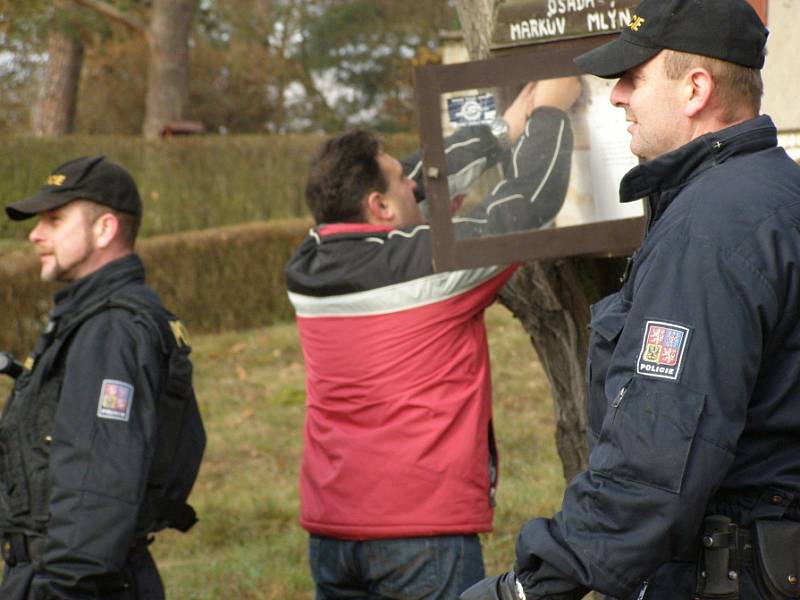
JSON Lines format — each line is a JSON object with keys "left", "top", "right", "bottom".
{"left": 97, "top": 379, "right": 134, "bottom": 421}
{"left": 636, "top": 321, "right": 690, "bottom": 381}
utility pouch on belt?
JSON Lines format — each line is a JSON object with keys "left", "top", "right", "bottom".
{"left": 753, "top": 520, "right": 800, "bottom": 598}
{"left": 696, "top": 515, "right": 740, "bottom": 599}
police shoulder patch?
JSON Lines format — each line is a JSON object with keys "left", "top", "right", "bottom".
{"left": 636, "top": 320, "right": 691, "bottom": 381}
{"left": 97, "top": 379, "right": 135, "bottom": 421}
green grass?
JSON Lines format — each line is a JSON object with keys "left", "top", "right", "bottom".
{"left": 0, "top": 305, "right": 566, "bottom": 598}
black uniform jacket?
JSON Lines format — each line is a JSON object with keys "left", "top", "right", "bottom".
{"left": 9, "top": 255, "right": 173, "bottom": 598}
{"left": 514, "top": 115, "right": 800, "bottom": 599}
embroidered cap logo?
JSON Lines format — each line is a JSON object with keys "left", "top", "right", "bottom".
{"left": 628, "top": 14, "right": 646, "bottom": 31}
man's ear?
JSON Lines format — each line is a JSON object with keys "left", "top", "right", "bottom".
{"left": 363, "top": 190, "right": 393, "bottom": 224}
{"left": 92, "top": 212, "right": 120, "bottom": 249}
{"left": 683, "top": 67, "right": 714, "bottom": 118}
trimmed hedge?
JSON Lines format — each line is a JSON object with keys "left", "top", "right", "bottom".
{"left": 0, "top": 133, "right": 419, "bottom": 241}
{"left": 2, "top": 219, "right": 311, "bottom": 356}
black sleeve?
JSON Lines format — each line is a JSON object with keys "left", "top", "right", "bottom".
{"left": 401, "top": 123, "right": 505, "bottom": 203}
{"left": 31, "top": 310, "right": 162, "bottom": 598}
{"left": 454, "top": 106, "right": 573, "bottom": 240}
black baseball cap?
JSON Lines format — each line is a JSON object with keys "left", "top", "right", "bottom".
{"left": 6, "top": 155, "right": 142, "bottom": 221}
{"left": 574, "top": 0, "right": 768, "bottom": 78}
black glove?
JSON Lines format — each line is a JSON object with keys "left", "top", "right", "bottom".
{"left": 459, "top": 571, "right": 526, "bottom": 600}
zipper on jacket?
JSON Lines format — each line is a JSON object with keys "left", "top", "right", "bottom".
{"left": 612, "top": 382, "right": 629, "bottom": 408}
{"left": 644, "top": 193, "right": 655, "bottom": 236}
{"left": 636, "top": 580, "right": 649, "bottom": 600}
{"left": 620, "top": 194, "right": 651, "bottom": 285}
{"left": 609, "top": 381, "right": 630, "bottom": 426}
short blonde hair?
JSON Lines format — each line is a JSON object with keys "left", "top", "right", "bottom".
{"left": 663, "top": 49, "right": 762, "bottom": 121}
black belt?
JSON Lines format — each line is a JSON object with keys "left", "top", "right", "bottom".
{"left": 2, "top": 532, "right": 139, "bottom": 595}
{"left": 1, "top": 532, "right": 152, "bottom": 567}
{"left": 709, "top": 487, "right": 800, "bottom": 521}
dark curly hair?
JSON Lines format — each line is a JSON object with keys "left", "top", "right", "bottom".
{"left": 305, "top": 129, "right": 387, "bottom": 224}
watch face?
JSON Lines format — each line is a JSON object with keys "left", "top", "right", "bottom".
{"left": 491, "top": 118, "right": 509, "bottom": 137}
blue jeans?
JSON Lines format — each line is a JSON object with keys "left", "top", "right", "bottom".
{"left": 308, "top": 534, "right": 485, "bottom": 600}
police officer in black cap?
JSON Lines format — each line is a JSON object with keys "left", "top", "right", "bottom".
{"left": 461, "top": 0, "right": 800, "bottom": 598}
{"left": 0, "top": 156, "right": 206, "bottom": 599}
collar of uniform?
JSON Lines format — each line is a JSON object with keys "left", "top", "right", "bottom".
{"left": 51, "top": 253, "right": 146, "bottom": 320}
{"left": 619, "top": 115, "right": 778, "bottom": 204}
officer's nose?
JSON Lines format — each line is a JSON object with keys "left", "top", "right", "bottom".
{"left": 610, "top": 78, "right": 631, "bottom": 108}
{"left": 28, "top": 221, "right": 45, "bottom": 244}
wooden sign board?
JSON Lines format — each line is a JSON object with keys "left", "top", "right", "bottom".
{"left": 749, "top": 0, "right": 768, "bottom": 23}
{"left": 492, "top": 0, "right": 639, "bottom": 48}
{"left": 492, "top": 0, "right": 768, "bottom": 50}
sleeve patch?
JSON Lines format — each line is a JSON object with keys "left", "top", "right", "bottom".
{"left": 636, "top": 320, "right": 690, "bottom": 381}
{"left": 97, "top": 379, "right": 135, "bottom": 421}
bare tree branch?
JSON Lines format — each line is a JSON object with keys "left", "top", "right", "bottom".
{"left": 71, "top": 0, "right": 149, "bottom": 39}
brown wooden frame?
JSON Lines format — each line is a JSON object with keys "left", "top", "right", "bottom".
{"left": 414, "top": 35, "right": 645, "bottom": 272}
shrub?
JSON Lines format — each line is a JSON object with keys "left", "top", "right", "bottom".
{"left": 0, "top": 219, "right": 311, "bottom": 355}
{"left": 0, "top": 133, "right": 419, "bottom": 241}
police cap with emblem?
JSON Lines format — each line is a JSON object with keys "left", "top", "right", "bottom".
{"left": 574, "top": 0, "right": 769, "bottom": 79}
{"left": 6, "top": 155, "right": 142, "bottom": 221}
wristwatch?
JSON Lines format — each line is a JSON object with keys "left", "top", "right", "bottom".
{"left": 490, "top": 117, "right": 511, "bottom": 149}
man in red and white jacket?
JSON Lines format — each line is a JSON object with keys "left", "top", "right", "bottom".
{"left": 286, "top": 78, "right": 580, "bottom": 600}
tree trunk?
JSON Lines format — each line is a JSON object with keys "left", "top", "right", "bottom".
{"left": 454, "top": 0, "right": 495, "bottom": 61}
{"left": 32, "top": 12, "right": 84, "bottom": 137}
{"left": 142, "top": 0, "right": 196, "bottom": 139}
{"left": 454, "top": 0, "right": 598, "bottom": 482}
{"left": 498, "top": 261, "right": 592, "bottom": 480}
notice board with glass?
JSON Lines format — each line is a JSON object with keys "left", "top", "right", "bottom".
{"left": 413, "top": 0, "right": 768, "bottom": 272}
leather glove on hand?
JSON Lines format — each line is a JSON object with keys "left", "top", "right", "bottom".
{"left": 459, "top": 571, "right": 526, "bottom": 600}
